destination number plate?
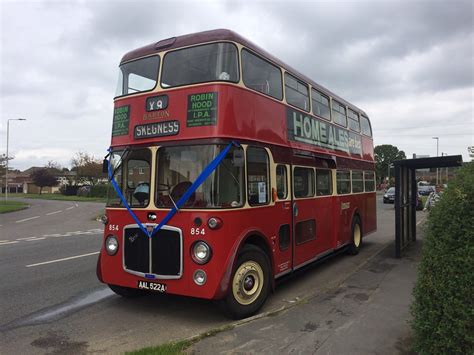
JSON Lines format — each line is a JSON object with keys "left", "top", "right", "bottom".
{"left": 137, "top": 280, "right": 167, "bottom": 293}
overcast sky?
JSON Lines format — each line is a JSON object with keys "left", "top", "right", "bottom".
{"left": 1, "top": 0, "right": 473, "bottom": 170}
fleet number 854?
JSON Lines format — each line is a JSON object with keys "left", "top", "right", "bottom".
{"left": 190, "top": 227, "right": 205, "bottom": 235}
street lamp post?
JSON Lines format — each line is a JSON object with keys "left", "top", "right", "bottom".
{"left": 432, "top": 137, "right": 439, "bottom": 185}
{"left": 5, "top": 118, "right": 26, "bottom": 201}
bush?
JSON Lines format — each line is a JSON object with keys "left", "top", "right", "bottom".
{"left": 90, "top": 184, "right": 108, "bottom": 198}
{"left": 411, "top": 162, "right": 474, "bottom": 354}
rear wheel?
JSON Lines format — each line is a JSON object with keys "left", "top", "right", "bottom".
{"left": 225, "top": 245, "right": 271, "bottom": 319}
{"left": 347, "top": 217, "right": 362, "bottom": 255}
{"left": 109, "top": 284, "right": 145, "bottom": 298}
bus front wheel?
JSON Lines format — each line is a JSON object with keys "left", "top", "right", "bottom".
{"left": 225, "top": 244, "right": 271, "bottom": 319}
{"left": 347, "top": 217, "right": 362, "bottom": 255}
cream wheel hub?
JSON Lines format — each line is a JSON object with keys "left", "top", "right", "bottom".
{"left": 354, "top": 224, "right": 361, "bottom": 247}
{"left": 232, "top": 261, "right": 264, "bottom": 306}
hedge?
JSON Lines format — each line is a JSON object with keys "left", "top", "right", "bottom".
{"left": 411, "top": 162, "right": 474, "bottom": 354}
{"left": 90, "top": 184, "right": 108, "bottom": 198}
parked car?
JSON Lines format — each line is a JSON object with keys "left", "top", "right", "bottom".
{"left": 383, "top": 187, "right": 395, "bottom": 203}
{"left": 418, "top": 185, "right": 435, "bottom": 196}
{"left": 384, "top": 187, "right": 423, "bottom": 210}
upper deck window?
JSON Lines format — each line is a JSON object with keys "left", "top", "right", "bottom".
{"left": 311, "top": 89, "right": 330, "bottom": 120}
{"left": 360, "top": 115, "right": 372, "bottom": 137}
{"left": 285, "top": 73, "right": 310, "bottom": 112}
{"left": 115, "top": 56, "right": 160, "bottom": 97}
{"left": 332, "top": 100, "right": 347, "bottom": 127}
{"left": 242, "top": 49, "right": 283, "bottom": 100}
{"left": 161, "top": 42, "right": 239, "bottom": 88}
{"left": 348, "top": 109, "right": 360, "bottom": 132}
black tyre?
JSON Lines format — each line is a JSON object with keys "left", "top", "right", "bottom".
{"left": 109, "top": 284, "right": 145, "bottom": 298}
{"left": 347, "top": 217, "right": 362, "bottom": 255}
{"left": 224, "top": 244, "right": 271, "bottom": 319}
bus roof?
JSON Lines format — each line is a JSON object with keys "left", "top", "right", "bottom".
{"left": 121, "top": 29, "right": 368, "bottom": 117}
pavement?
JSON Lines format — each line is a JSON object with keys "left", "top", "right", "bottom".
{"left": 189, "top": 234, "right": 422, "bottom": 354}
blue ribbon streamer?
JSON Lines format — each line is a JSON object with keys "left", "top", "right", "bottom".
{"left": 107, "top": 141, "right": 238, "bottom": 238}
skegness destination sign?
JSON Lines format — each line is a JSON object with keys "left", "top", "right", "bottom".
{"left": 134, "top": 120, "right": 179, "bottom": 139}
{"left": 287, "top": 108, "right": 362, "bottom": 155}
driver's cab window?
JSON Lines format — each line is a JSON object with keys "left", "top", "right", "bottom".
{"left": 126, "top": 150, "right": 151, "bottom": 207}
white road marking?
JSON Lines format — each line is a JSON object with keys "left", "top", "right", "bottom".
{"left": 17, "top": 237, "right": 41, "bottom": 241}
{"left": 15, "top": 216, "right": 40, "bottom": 223}
{"left": 26, "top": 251, "right": 100, "bottom": 268}
{"left": 74, "top": 203, "right": 79, "bottom": 207}
{"left": 0, "top": 241, "right": 19, "bottom": 246}
{"left": 46, "top": 210, "right": 62, "bottom": 216}
{"left": 66, "top": 206, "right": 74, "bottom": 210}
{"left": 25, "top": 237, "right": 46, "bottom": 241}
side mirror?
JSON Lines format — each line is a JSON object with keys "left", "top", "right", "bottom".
{"left": 102, "top": 159, "right": 109, "bottom": 174}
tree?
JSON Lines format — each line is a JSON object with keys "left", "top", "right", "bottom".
{"left": 71, "top": 152, "right": 105, "bottom": 186}
{"left": 31, "top": 168, "right": 59, "bottom": 194}
{"left": 374, "top": 144, "right": 406, "bottom": 184}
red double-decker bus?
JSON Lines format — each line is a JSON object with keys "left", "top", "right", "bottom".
{"left": 97, "top": 29, "right": 376, "bottom": 319}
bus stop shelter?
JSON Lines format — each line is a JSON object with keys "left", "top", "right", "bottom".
{"left": 393, "top": 155, "right": 463, "bottom": 258}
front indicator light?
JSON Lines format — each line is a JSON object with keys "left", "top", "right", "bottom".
{"left": 191, "top": 241, "right": 212, "bottom": 264}
{"left": 193, "top": 269, "right": 207, "bottom": 285}
{"left": 207, "top": 217, "right": 222, "bottom": 230}
{"left": 105, "top": 235, "right": 119, "bottom": 256}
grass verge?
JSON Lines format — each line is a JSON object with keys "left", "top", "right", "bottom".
{"left": 2, "top": 193, "right": 106, "bottom": 203}
{"left": 125, "top": 325, "right": 235, "bottom": 355}
{"left": 0, "top": 200, "right": 29, "bottom": 213}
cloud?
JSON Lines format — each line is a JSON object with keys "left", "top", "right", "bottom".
{"left": 1, "top": 0, "right": 473, "bottom": 170}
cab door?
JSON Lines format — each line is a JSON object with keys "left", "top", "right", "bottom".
{"left": 272, "top": 164, "right": 293, "bottom": 276}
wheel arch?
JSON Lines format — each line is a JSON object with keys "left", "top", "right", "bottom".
{"left": 215, "top": 229, "right": 274, "bottom": 299}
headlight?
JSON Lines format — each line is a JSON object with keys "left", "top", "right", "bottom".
{"left": 384, "top": 194, "right": 388, "bottom": 198}
{"left": 105, "top": 235, "right": 119, "bottom": 256}
{"left": 191, "top": 241, "right": 212, "bottom": 264}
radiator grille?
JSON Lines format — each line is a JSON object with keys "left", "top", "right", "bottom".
{"left": 123, "top": 225, "right": 182, "bottom": 278}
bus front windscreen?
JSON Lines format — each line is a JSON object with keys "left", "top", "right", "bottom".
{"left": 115, "top": 56, "right": 160, "bottom": 97}
{"left": 161, "top": 42, "right": 239, "bottom": 88}
{"left": 156, "top": 145, "right": 244, "bottom": 209}
{"left": 106, "top": 148, "right": 152, "bottom": 207}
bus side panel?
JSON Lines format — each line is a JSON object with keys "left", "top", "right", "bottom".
{"left": 364, "top": 192, "right": 377, "bottom": 235}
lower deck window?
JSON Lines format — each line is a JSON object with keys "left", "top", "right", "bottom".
{"left": 336, "top": 170, "right": 351, "bottom": 194}
{"left": 294, "top": 167, "right": 315, "bottom": 198}
{"left": 316, "top": 169, "right": 332, "bottom": 196}
{"left": 352, "top": 171, "right": 364, "bottom": 193}
{"left": 247, "top": 147, "right": 270, "bottom": 205}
